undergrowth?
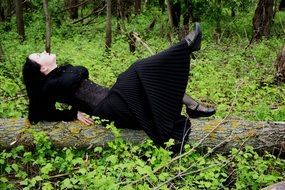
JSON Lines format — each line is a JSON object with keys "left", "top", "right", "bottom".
{"left": 0, "top": 128, "right": 284, "bottom": 189}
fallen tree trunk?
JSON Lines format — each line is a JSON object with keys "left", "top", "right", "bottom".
{"left": 0, "top": 118, "right": 284, "bottom": 153}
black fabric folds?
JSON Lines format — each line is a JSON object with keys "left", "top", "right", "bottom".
{"left": 30, "top": 40, "right": 192, "bottom": 149}
{"left": 95, "top": 40, "right": 192, "bottom": 147}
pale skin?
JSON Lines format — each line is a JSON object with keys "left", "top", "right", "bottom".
{"left": 29, "top": 51, "right": 94, "bottom": 125}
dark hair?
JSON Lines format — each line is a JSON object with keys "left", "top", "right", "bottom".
{"left": 22, "top": 57, "right": 46, "bottom": 123}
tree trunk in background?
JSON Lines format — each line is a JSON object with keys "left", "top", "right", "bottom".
{"left": 0, "top": 6, "right": 4, "bottom": 21}
{"left": 1, "top": 118, "right": 285, "bottom": 155}
{"left": 116, "top": 0, "right": 132, "bottom": 20}
{"left": 117, "top": 0, "right": 124, "bottom": 19}
{"left": 43, "top": 0, "right": 51, "bottom": 53}
{"left": 166, "top": 0, "right": 181, "bottom": 29}
{"left": 0, "top": 0, "right": 15, "bottom": 22}
{"left": 68, "top": 0, "right": 79, "bottom": 20}
{"left": 105, "top": 0, "right": 112, "bottom": 50}
{"left": 280, "top": 0, "right": 285, "bottom": 10}
{"left": 181, "top": 0, "right": 192, "bottom": 39}
{"left": 251, "top": 0, "right": 274, "bottom": 43}
{"left": 129, "top": 31, "right": 136, "bottom": 53}
{"left": 166, "top": 0, "right": 174, "bottom": 43}
{"left": 134, "top": 0, "right": 141, "bottom": 14}
{"left": 275, "top": 46, "right": 285, "bottom": 83}
{"left": 171, "top": 1, "right": 181, "bottom": 29}
{"left": 231, "top": 7, "right": 236, "bottom": 17}
{"left": 159, "top": 0, "right": 165, "bottom": 11}
{"left": 116, "top": 0, "right": 126, "bottom": 33}
{"left": 15, "top": 0, "right": 25, "bottom": 41}
{"left": 0, "top": 43, "right": 4, "bottom": 61}
{"left": 166, "top": 0, "right": 174, "bottom": 29}
{"left": 214, "top": 0, "right": 222, "bottom": 42}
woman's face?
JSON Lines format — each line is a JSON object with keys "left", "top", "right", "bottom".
{"left": 29, "top": 51, "right": 57, "bottom": 74}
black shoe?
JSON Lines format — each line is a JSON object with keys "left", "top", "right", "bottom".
{"left": 186, "top": 103, "right": 216, "bottom": 118}
{"left": 185, "top": 22, "right": 202, "bottom": 52}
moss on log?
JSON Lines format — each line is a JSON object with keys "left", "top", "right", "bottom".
{"left": 0, "top": 118, "right": 284, "bottom": 153}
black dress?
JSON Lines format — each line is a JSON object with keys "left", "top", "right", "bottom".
{"left": 33, "top": 40, "right": 192, "bottom": 148}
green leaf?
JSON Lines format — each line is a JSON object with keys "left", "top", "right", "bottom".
{"left": 41, "top": 163, "right": 53, "bottom": 175}
{"left": 106, "top": 155, "right": 118, "bottom": 164}
{"left": 42, "top": 182, "right": 53, "bottom": 190}
{"left": 158, "top": 172, "right": 169, "bottom": 181}
{"left": 11, "top": 163, "right": 19, "bottom": 172}
{"left": 61, "top": 178, "right": 73, "bottom": 189}
{"left": 0, "top": 177, "right": 8, "bottom": 183}
{"left": 5, "top": 165, "right": 12, "bottom": 173}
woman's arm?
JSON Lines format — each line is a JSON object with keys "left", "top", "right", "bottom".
{"left": 28, "top": 65, "right": 93, "bottom": 124}
{"left": 43, "top": 65, "right": 89, "bottom": 96}
{"left": 28, "top": 97, "right": 77, "bottom": 124}
{"left": 28, "top": 93, "right": 93, "bottom": 125}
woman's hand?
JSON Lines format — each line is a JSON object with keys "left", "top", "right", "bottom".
{"left": 77, "top": 111, "right": 93, "bottom": 125}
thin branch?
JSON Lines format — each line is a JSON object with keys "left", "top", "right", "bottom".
{"left": 59, "top": 0, "right": 91, "bottom": 13}
{"left": 118, "top": 80, "right": 244, "bottom": 186}
{"left": 49, "top": 173, "right": 70, "bottom": 179}
{"left": 71, "top": 5, "right": 106, "bottom": 24}
{"left": 43, "top": 0, "right": 51, "bottom": 53}
{"left": 1, "top": 93, "right": 27, "bottom": 103}
{"left": 131, "top": 32, "right": 154, "bottom": 55}
{"left": 154, "top": 136, "right": 250, "bottom": 189}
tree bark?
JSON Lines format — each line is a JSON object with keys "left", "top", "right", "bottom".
{"left": 171, "top": 2, "right": 181, "bottom": 29}
{"left": 134, "top": 0, "right": 141, "bottom": 15}
{"left": 145, "top": 18, "right": 156, "bottom": 32}
{"left": 15, "top": 0, "right": 25, "bottom": 41}
{"left": 1, "top": 118, "right": 284, "bottom": 154}
{"left": 67, "top": 0, "right": 79, "bottom": 20}
{"left": 128, "top": 31, "right": 136, "bottom": 53}
{"left": 214, "top": 0, "right": 222, "bottom": 42}
{"left": 166, "top": 0, "right": 174, "bottom": 29}
{"left": 251, "top": 0, "right": 274, "bottom": 43}
{"left": 0, "top": 0, "right": 15, "bottom": 22}
{"left": 280, "top": 0, "right": 285, "bottom": 11}
{"left": 166, "top": 0, "right": 174, "bottom": 43}
{"left": 261, "top": 181, "right": 285, "bottom": 190}
{"left": 117, "top": 0, "right": 124, "bottom": 20}
{"left": 43, "top": 0, "right": 51, "bottom": 53}
{"left": 275, "top": 45, "right": 285, "bottom": 83}
{"left": 166, "top": 0, "right": 181, "bottom": 29}
{"left": 159, "top": 0, "right": 165, "bottom": 11}
{"left": 105, "top": 0, "right": 112, "bottom": 50}
{"left": 0, "top": 42, "right": 4, "bottom": 61}
{"left": 0, "top": 5, "right": 4, "bottom": 22}
{"left": 180, "top": 0, "right": 192, "bottom": 39}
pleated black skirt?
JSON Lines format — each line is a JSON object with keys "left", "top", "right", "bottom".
{"left": 95, "top": 40, "right": 192, "bottom": 147}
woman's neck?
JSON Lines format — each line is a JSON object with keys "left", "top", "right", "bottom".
{"left": 44, "top": 65, "right": 58, "bottom": 75}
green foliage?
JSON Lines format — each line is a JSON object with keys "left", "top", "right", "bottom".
{"left": 0, "top": 131, "right": 284, "bottom": 189}
{"left": 231, "top": 146, "right": 284, "bottom": 189}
